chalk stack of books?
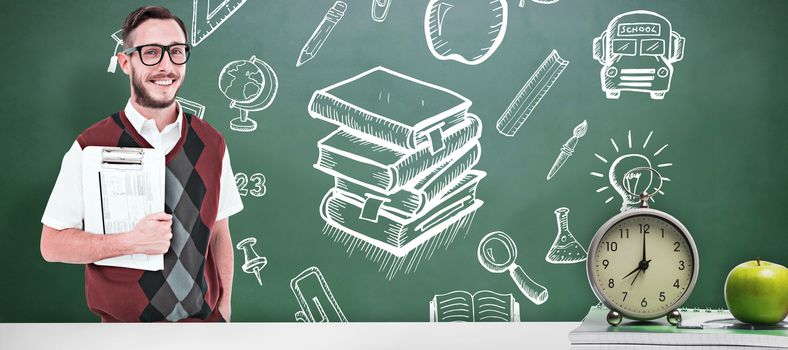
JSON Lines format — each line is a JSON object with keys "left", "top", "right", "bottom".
{"left": 569, "top": 305, "right": 788, "bottom": 349}
{"left": 309, "top": 67, "right": 485, "bottom": 258}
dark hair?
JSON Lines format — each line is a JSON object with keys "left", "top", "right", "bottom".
{"left": 122, "top": 6, "right": 188, "bottom": 48}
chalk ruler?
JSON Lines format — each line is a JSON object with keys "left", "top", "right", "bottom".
{"left": 191, "top": 0, "right": 247, "bottom": 46}
{"left": 496, "top": 50, "right": 569, "bottom": 137}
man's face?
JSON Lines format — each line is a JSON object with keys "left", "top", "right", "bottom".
{"left": 119, "top": 19, "right": 187, "bottom": 109}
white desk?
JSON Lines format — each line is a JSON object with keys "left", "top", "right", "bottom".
{"left": 0, "top": 322, "right": 578, "bottom": 350}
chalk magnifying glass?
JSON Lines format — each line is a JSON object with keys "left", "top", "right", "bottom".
{"left": 478, "top": 231, "right": 549, "bottom": 305}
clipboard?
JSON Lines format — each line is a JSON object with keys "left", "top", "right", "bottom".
{"left": 82, "top": 146, "right": 165, "bottom": 271}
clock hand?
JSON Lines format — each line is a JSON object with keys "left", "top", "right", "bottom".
{"left": 622, "top": 265, "right": 641, "bottom": 279}
{"left": 623, "top": 259, "right": 652, "bottom": 284}
{"left": 642, "top": 259, "right": 651, "bottom": 272}
{"left": 631, "top": 260, "right": 653, "bottom": 286}
{"left": 630, "top": 269, "right": 641, "bottom": 285}
{"left": 642, "top": 228, "right": 647, "bottom": 262}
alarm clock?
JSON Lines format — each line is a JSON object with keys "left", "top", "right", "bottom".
{"left": 586, "top": 167, "right": 699, "bottom": 326}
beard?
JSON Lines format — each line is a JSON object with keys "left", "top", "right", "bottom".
{"left": 131, "top": 68, "right": 182, "bottom": 109}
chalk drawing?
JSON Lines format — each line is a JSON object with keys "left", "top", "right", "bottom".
{"left": 310, "top": 67, "right": 485, "bottom": 279}
{"left": 309, "top": 66, "right": 473, "bottom": 153}
{"left": 497, "top": 50, "right": 569, "bottom": 136}
{"left": 590, "top": 130, "right": 672, "bottom": 212}
{"left": 192, "top": 0, "right": 247, "bottom": 46}
{"left": 372, "top": 0, "right": 392, "bottom": 22}
{"left": 592, "top": 10, "right": 685, "bottom": 99}
{"left": 297, "top": 1, "right": 347, "bottom": 67}
{"left": 547, "top": 120, "right": 587, "bottom": 180}
{"left": 425, "top": 0, "right": 508, "bottom": 65}
{"left": 430, "top": 290, "right": 520, "bottom": 322}
{"left": 235, "top": 172, "right": 266, "bottom": 197}
{"left": 545, "top": 207, "right": 587, "bottom": 264}
{"left": 322, "top": 206, "right": 479, "bottom": 280}
{"left": 107, "top": 29, "right": 123, "bottom": 73}
{"left": 218, "top": 55, "right": 278, "bottom": 132}
{"left": 175, "top": 97, "right": 205, "bottom": 119}
{"left": 291, "top": 266, "right": 348, "bottom": 322}
{"left": 478, "top": 231, "right": 549, "bottom": 305}
{"left": 236, "top": 237, "right": 267, "bottom": 285}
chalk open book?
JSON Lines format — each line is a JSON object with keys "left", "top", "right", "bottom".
{"left": 82, "top": 146, "right": 165, "bottom": 271}
{"left": 569, "top": 305, "right": 788, "bottom": 348}
{"left": 429, "top": 290, "right": 520, "bottom": 322}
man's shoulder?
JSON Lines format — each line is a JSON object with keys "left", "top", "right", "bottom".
{"left": 76, "top": 112, "right": 125, "bottom": 149}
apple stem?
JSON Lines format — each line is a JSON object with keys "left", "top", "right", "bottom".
{"left": 757, "top": 257, "right": 761, "bottom": 266}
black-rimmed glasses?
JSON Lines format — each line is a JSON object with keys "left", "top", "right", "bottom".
{"left": 123, "top": 43, "right": 191, "bottom": 66}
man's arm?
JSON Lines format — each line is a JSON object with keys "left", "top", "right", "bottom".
{"left": 40, "top": 212, "right": 173, "bottom": 264}
{"left": 211, "top": 218, "right": 234, "bottom": 321}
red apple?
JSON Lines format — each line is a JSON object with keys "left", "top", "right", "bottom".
{"left": 724, "top": 259, "right": 788, "bottom": 324}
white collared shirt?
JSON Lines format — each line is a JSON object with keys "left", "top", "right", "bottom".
{"left": 41, "top": 100, "right": 244, "bottom": 230}
{"left": 123, "top": 99, "right": 183, "bottom": 153}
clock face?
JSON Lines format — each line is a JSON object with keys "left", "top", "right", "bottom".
{"left": 590, "top": 213, "right": 697, "bottom": 319}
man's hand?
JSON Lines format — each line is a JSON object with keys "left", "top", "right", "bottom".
{"left": 211, "top": 218, "right": 234, "bottom": 322}
{"left": 41, "top": 213, "right": 172, "bottom": 264}
{"left": 125, "top": 212, "right": 173, "bottom": 255}
{"left": 218, "top": 297, "right": 231, "bottom": 321}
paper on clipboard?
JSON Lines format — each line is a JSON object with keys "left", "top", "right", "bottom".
{"left": 82, "top": 146, "right": 165, "bottom": 271}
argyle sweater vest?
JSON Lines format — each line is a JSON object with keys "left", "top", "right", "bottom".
{"left": 76, "top": 111, "right": 225, "bottom": 322}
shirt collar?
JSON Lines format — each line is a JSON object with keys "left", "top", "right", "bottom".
{"left": 124, "top": 99, "right": 182, "bottom": 135}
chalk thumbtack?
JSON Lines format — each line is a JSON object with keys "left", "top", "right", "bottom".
{"left": 236, "top": 237, "right": 268, "bottom": 285}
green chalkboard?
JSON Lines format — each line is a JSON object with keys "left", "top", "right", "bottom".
{"left": 1, "top": 0, "right": 787, "bottom": 322}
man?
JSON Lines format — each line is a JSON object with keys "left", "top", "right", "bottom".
{"left": 40, "top": 6, "right": 243, "bottom": 322}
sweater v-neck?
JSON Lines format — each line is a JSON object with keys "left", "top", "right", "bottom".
{"left": 118, "top": 109, "right": 188, "bottom": 163}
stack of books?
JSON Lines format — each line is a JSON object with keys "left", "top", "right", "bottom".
{"left": 309, "top": 67, "right": 485, "bottom": 258}
{"left": 569, "top": 305, "right": 788, "bottom": 349}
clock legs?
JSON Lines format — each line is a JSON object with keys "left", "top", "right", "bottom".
{"left": 667, "top": 309, "right": 682, "bottom": 325}
{"left": 606, "top": 309, "right": 681, "bottom": 326}
{"left": 606, "top": 310, "right": 623, "bottom": 326}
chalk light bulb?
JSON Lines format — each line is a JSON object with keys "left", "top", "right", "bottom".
{"left": 608, "top": 154, "right": 653, "bottom": 212}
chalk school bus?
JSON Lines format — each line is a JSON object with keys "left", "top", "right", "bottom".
{"left": 593, "top": 10, "right": 685, "bottom": 100}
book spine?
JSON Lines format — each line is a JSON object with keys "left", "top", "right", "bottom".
{"left": 393, "top": 114, "right": 481, "bottom": 190}
{"left": 419, "top": 141, "right": 480, "bottom": 202}
{"left": 316, "top": 115, "right": 480, "bottom": 194}
{"left": 322, "top": 175, "right": 481, "bottom": 249}
{"left": 319, "top": 189, "right": 406, "bottom": 248}
{"left": 414, "top": 181, "right": 480, "bottom": 233}
{"left": 334, "top": 177, "right": 425, "bottom": 216}
{"left": 332, "top": 141, "right": 478, "bottom": 217}
{"left": 309, "top": 91, "right": 417, "bottom": 149}
{"left": 412, "top": 108, "right": 467, "bottom": 146}
{"left": 315, "top": 147, "right": 393, "bottom": 191}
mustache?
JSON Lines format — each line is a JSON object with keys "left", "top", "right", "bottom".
{"left": 148, "top": 73, "right": 180, "bottom": 80}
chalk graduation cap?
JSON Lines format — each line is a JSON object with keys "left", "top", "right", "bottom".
{"left": 107, "top": 29, "right": 123, "bottom": 73}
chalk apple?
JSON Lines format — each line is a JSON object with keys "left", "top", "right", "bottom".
{"left": 424, "top": 0, "right": 508, "bottom": 65}
{"left": 724, "top": 259, "right": 788, "bottom": 325}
